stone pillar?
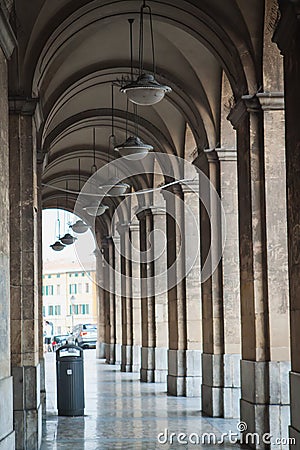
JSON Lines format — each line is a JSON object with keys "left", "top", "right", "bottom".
{"left": 9, "top": 102, "right": 42, "bottom": 449}
{"left": 181, "top": 183, "right": 202, "bottom": 397}
{"left": 112, "top": 235, "right": 122, "bottom": 369}
{"left": 216, "top": 149, "right": 241, "bottom": 419}
{"left": 118, "top": 223, "right": 133, "bottom": 372}
{"left": 0, "top": 47, "right": 15, "bottom": 450}
{"left": 102, "top": 237, "right": 116, "bottom": 365}
{"left": 95, "top": 248, "right": 106, "bottom": 359}
{"left": 274, "top": 4, "right": 300, "bottom": 446}
{"left": 37, "top": 161, "right": 46, "bottom": 417}
{"left": 197, "top": 150, "right": 225, "bottom": 416}
{"left": 163, "top": 185, "right": 201, "bottom": 396}
{"left": 228, "top": 93, "right": 290, "bottom": 448}
{"left": 129, "top": 221, "right": 141, "bottom": 373}
{"left": 137, "top": 207, "right": 168, "bottom": 383}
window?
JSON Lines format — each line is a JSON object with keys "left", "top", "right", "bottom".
{"left": 42, "top": 306, "right": 45, "bottom": 317}
{"left": 42, "top": 286, "right": 44, "bottom": 296}
{"left": 70, "top": 304, "right": 79, "bottom": 315}
{"left": 81, "top": 272, "right": 85, "bottom": 277}
{"left": 69, "top": 284, "right": 77, "bottom": 294}
{"left": 57, "top": 285, "right": 61, "bottom": 295}
{"left": 48, "top": 274, "right": 52, "bottom": 279}
{"left": 81, "top": 304, "right": 90, "bottom": 314}
{"left": 54, "top": 305, "right": 61, "bottom": 315}
{"left": 69, "top": 273, "right": 72, "bottom": 278}
{"left": 56, "top": 273, "right": 60, "bottom": 278}
{"left": 48, "top": 305, "right": 54, "bottom": 315}
{"left": 45, "top": 285, "right": 54, "bottom": 296}
{"left": 75, "top": 272, "right": 78, "bottom": 277}
{"left": 85, "top": 283, "right": 89, "bottom": 293}
{"left": 78, "top": 283, "right": 82, "bottom": 294}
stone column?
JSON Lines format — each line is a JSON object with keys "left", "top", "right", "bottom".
{"left": 37, "top": 161, "right": 46, "bottom": 416}
{"left": 274, "top": 4, "right": 300, "bottom": 446}
{"left": 95, "top": 248, "right": 106, "bottom": 359}
{"left": 112, "top": 235, "right": 122, "bottom": 369}
{"left": 0, "top": 47, "right": 15, "bottom": 450}
{"left": 102, "top": 237, "right": 116, "bottom": 365}
{"left": 180, "top": 183, "right": 202, "bottom": 397}
{"left": 163, "top": 185, "right": 201, "bottom": 396}
{"left": 118, "top": 223, "right": 133, "bottom": 372}
{"left": 228, "top": 94, "right": 290, "bottom": 448}
{"left": 137, "top": 207, "right": 168, "bottom": 383}
{"left": 9, "top": 101, "right": 42, "bottom": 449}
{"left": 129, "top": 221, "right": 141, "bottom": 373}
{"left": 216, "top": 148, "right": 241, "bottom": 419}
{"left": 196, "top": 151, "right": 225, "bottom": 416}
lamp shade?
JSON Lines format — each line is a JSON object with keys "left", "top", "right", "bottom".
{"left": 71, "top": 220, "right": 89, "bottom": 234}
{"left": 50, "top": 241, "right": 65, "bottom": 252}
{"left": 60, "top": 233, "right": 77, "bottom": 245}
{"left": 114, "top": 136, "right": 153, "bottom": 160}
{"left": 120, "top": 73, "right": 171, "bottom": 106}
{"left": 84, "top": 204, "right": 109, "bottom": 216}
{"left": 99, "top": 177, "right": 130, "bottom": 196}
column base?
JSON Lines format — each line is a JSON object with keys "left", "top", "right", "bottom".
{"left": 105, "top": 343, "right": 115, "bottom": 365}
{"left": 223, "top": 354, "right": 241, "bottom": 418}
{"left": 132, "top": 345, "right": 141, "bottom": 373}
{"left": 12, "top": 364, "right": 42, "bottom": 450}
{"left": 141, "top": 347, "right": 168, "bottom": 383}
{"left": 121, "top": 345, "right": 132, "bottom": 372}
{"left": 167, "top": 349, "right": 202, "bottom": 397}
{"left": 96, "top": 342, "right": 106, "bottom": 359}
{"left": 0, "top": 376, "right": 15, "bottom": 449}
{"left": 241, "top": 360, "right": 290, "bottom": 449}
{"left": 114, "top": 343, "right": 122, "bottom": 369}
{"left": 39, "top": 357, "right": 46, "bottom": 417}
{"left": 202, "top": 353, "right": 223, "bottom": 416}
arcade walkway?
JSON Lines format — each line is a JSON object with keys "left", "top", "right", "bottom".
{"left": 41, "top": 350, "right": 241, "bottom": 449}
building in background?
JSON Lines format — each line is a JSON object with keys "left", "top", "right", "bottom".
{"left": 42, "top": 260, "right": 97, "bottom": 335}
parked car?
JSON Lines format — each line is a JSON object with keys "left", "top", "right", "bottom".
{"left": 51, "top": 334, "right": 69, "bottom": 351}
{"left": 72, "top": 324, "right": 97, "bottom": 349}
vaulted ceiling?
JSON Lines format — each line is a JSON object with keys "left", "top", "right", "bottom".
{"left": 10, "top": 0, "right": 265, "bottom": 213}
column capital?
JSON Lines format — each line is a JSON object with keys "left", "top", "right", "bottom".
{"left": 116, "top": 222, "right": 130, "bottom": 235}
{"left": 161, "top": 183, "right": 183, "bottom": 201}
{"left": 135, "top": 205, "right": 166, "bottom": 220}
{"left": 180, "top": 180, "right": 199, "bottom": 194}
{"left": 215, "top": 148, "right": 237, "bottom": 161}
{"left": 0, "top": 5, "right": 16, "bottom": 59}
{"left": 204, "top": 148, "right": 219, "bottom": 163}
{"left": 256, "top": 92, "right": 284, "bottom": 111}
{"left": 9, "top": 97, "right": 39, "bottom": 116}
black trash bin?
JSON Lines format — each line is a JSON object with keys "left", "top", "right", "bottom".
{"left": 56, "top": 344, "right": 85, "bottom": 416}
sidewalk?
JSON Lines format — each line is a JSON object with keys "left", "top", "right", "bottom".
{"left": 41, "top": 350, "right": 241, "bottom": 449}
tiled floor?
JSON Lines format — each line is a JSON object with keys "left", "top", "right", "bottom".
{"left": 41, "top": 350, "right": 243, "bottom": 449}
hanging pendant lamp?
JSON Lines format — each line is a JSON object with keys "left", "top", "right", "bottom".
{"left": 50, "top": 241, "right": 66, "bottom": 252}
{"left": 60, "top": 181, "right": 77, "bottom": 245}
{"left": 99, "top": 176, "right": 130, "bottom": 196}
{"left": 121, "top": 7, "right": 171, "bottom": 106}
{"left": 71, "top": 220, "right": 89, "bottom": 234}
{"left": 50, "top": 208, "right": 66, "bottom": 251}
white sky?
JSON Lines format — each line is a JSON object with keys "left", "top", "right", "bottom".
{"left": 42, "top": 209, "right": 96, "bottom": 268}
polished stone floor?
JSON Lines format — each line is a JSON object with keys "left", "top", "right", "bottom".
{"left": 41, "top": 350, "right": 243, "bottom": 449}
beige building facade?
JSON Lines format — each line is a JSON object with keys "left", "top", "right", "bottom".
{"left": 42, "top": 261, "right": 97, "bottom": 335}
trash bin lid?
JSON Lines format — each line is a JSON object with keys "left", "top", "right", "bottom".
{"left": 56, "top": 344, "right": 83, "bottom": 360}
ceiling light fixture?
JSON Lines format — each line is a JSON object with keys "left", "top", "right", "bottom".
{"left": 121, "top": 6, "right": 171, "bottom": 106}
